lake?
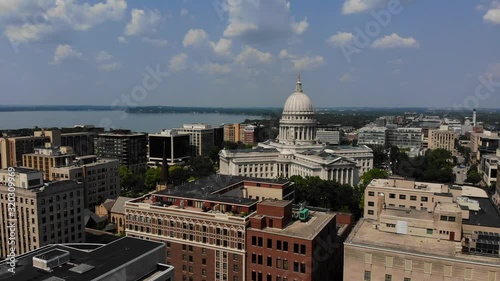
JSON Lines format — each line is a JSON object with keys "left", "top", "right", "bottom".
{"left": 0, "top": 111, "right": 262, "bottom": 133}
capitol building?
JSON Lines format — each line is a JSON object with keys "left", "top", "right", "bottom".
{"left": 219, "top": 77, "right": 373, "bottom": 186}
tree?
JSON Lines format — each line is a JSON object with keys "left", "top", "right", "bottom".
{"left": 189, "top": 156, "right": 215, "bottom": 178}
{"left": 144, "top": 168, "right": 162, "bottom": 190}
{"left": 358, "top": 169, "right": 389, "bottom": 189}
{"left": 169, "top": 165, "right": 188, "bottom": 186}
{"left": 465, "top": 165, "right": 482, "bottom": 184}
{"left": 119, "top": 166, "right": 133, "bottom": 190}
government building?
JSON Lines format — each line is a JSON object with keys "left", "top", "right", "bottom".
{"left": 219, "top": 77, "right": 373, "bottom": 186}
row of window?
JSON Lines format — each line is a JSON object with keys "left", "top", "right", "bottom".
{"left": 250, "top": 254, "right": 306, "bottom": 273}
{"left": 367, "top": 191, "right": 429, "bottom": 202}
{"left": 251, "top": 271, "right": 295, "bottom": 281}
{"left": 250, "top": 236, "right": 306, "bottom": 254}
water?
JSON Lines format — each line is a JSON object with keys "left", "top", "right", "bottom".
{"left": 0, "top": 111, "right": 261, "bottom": 133}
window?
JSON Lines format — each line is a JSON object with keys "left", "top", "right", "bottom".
{"left": 389, "top": 193, "right": 396, "bottom": 199}
{"left": 410, "top": 195, "right": 417, "bottom": 201}
{"left": 267, "top": 238, "right": 272, "bottom": 249}
{"left": 234, "top": 265, "right": 239, "bottom": 272}
{"left": 283, "top": 241, "right": 288, "bottom": 251}
{"left": 258, "top": 237, "right": 263, "bottom": 247}
{"left": 368, "top": 191, "right": 375, "bottom": 196}
{"left": 421, "top": 196, "right": 428, "bottom": 202}
{"left": 252, "top": 236, "right": 257, "bottom": 246}
{"left": 267, "top": 256, "right": 272, "bottom": 267}
{"left": 283, "top": 259, "right": 288, "bottom": 270}
{"left": 233, "top": 254, "right": 238, "bottom": 261}
{"left": 399, "top": 194, "right": 406, "bottom": 200}
{"left": 464, "top": 268, "right": 473, "bottom": 280}
{"left": 276, "top": 258, "right": 282, "bottom": 269}
{"left": 424, "top": 263, "right": 432, "bottom": 274}
{"left": 202, "top": 248, "right": 207, "bottom": 254}
{"left": 364, "top": 271, "right": 371, "bottom": 281}
{"left": 427, "top": 229, "right": 433, "bottom": 235}
{"left": 364, "top": 253, "right": 372, "bottom": 264}
{"left": 385, "top": 256, "right": 393, "bottom": 268}
{"left": 444, "top": 265, "right": 452, "bottom": 277}
{"left": 405, "top": 260, "right": 412, "bottom": 271}
{"left": 202, "top": 269, "right": 207, "bottom": 276}
{"left": 440, "top": 215, "right": 448, "bottom": 221}
{"left": 448, "top": 216, "right": 456, "bottom": 222}
{"left": 367, "top": 210, "right": 374, "bottom": 215}
{"left": 202, "top": 258, "right": 206, "bottom": 265}
{"left": 277, "top": 240, "right": 282, "bottom": 250}
{"left": 293, "top": 261, "right": 299, "bottom": 272}
{"left": 294, "top": 243, "right": 299, "bottom": 253}
{"left": 404, "top": 278, "right": 411, "bottom": 281}
{"left": 300, "top": 244, "right": 306, "bottom": 255}
{"left": 252, "top": 253, "right": 256, "bottom": 264}
{"left": 300, "top": 263, "right": 306, "bottom": 273}
{"left": 385, "top": 274, "right": 392, "bottom": 281}
{"left": 258, "top": 255, "right": 263, "bottom": 265}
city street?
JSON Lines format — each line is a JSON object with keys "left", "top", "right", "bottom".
{"left": 453, "top": 165, "right": 468, "bottom": 184}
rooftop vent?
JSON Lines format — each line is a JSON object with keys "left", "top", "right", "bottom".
{"left": 33, "top": 249, "right": 70, "bottom": 272}
{"left": 69, "top": 263, "right": 95, "bottom": 274}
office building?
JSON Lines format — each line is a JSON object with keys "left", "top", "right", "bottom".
{"left": 214, "top": 125, "right": 225, "bottom": 148}
{"left": 176, "top": 123, "right": 215, "bottom": 157}
{"left": 224, "top": 123, "right": 246, "bottom": 143}
{"left": 0, "top": 135, "right": 50, "bottom": 169}
{"left": 0, "top": 237, "right": 175, "bottom": 281}
{"left": 479, "top": 152, "right": 499, "bottom": 186}
{"left": 0, "top": 168, "right": 85, "bottom": 258}
{"left": 22, "top": 146, "right": 77, "bottom": 181}
{"left": 386, "top": 126, "right": 423, "bottom": 149}
{"left": 246, "top": 200, "right": 351, "bottom": 281}
{"left": 149, "top": 130, "right": 191, "bottom": 166}
{"left": 94, "top": 130, "right": 148, "bottom": 172}
{"left": 428, "top": 127, "right": 456, "bottom": 153}
{"left": 219, "top": 77, "right": 372, "bottom": 186}
{"left": 316, "top": 127, "right": 341, "bottom": 145}
{"left": 470, "top": 131, "right": 500, "bottom": 163}
{"left": 358, "top": 127, "right": 387, "bottom": 146}
{"left": 125, "top": 175, "right": 295, "bottom": 281}
{"left": 51, "top": 156, "right": 120, "bottom": 209}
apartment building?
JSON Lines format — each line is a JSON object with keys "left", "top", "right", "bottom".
{"left": 224, "top": 123, "right": 246, "bottom": 143}
{"left": 0, "top": 135, "right": 50, "bottom": 169}
{"left": 386, "top": 126, "right": 423, "bottom": 149}
{"left": 470, "top": 131, "right": 500, "bottom": 163}
{"left": 22, "top": 146, "right": 76, "bottom": 181}
{"left": 149, "top": 129, "right": 191, "bottom": 166}
{"left": 177, "top": 123, "right": 215, "bottom": 157}
{"left": 0, "top": 168, "right": 85, "bottom": 258}
{"left": 51, "top": 156, "right": 120, "bottom": 209}
{"left": 428, "top": 128, "right": 456, "bottom": 153}
{"left": 246, "top": 200, "right": 351, "bottom": 281}
{"left": 94, "top": 131, "right": 148, "bottom": 172}
{"left": 0, "top": 237, "right": 175, "bottom": 281}
{"left": 125, "top": 175, "right": 295, "bottom": 281}
{"left": 480, "top": 152, "right": 499, "bottom": 186}
{"left": 34, "top": 128, "right": 102, "bottom": 156}
{"left": 346, "top": 178, "right": 500, "bottom": 281}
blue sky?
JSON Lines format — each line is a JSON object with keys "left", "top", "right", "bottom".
{"left": 0, "top": 0, "right": 499, "bottom": 108}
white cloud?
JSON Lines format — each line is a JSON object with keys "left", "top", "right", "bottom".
{"left": 291, "top": 17, "right": 309, "bottom": 35}
{"left": 98, "top": 62, "right": 122, "bottom": 71}
{"left": 235, "top": 46, "right": 273, "bottom": 64}
{"left": 209, "top": 38, "right": 232, "bottom": 56}
{"left": 279, "top": 49, "right": 325, "bottom": 71}
{"left": 52, "top": 44, "right": 83, "bottom": 64}
{"left": 169, "top": 53, "right": 188, "bottom": 73}
{"left": 327, "top": 32, "right": 355, "bottom": 46}
{"left": 2, "top": 0, "right": 127, "bottom": 44}
{"left": 183, "top": 29, "right": 209, "bottom": 47}
{"left": 118, "top": 36, "right": 127, "bottom": 43}
{"left": 124, "top": 9, "right": 162, "bottom": 36}
{"left": 387, "top": 58, "right": 403, "bottom": 65}
{"left": 196, "top": 63, "right": 231, "bottom": 74}
{"left": 222, "top": 0, "right": 308, "bottom": 44}
{"left": 142, "top": 37, "right": 168, "bottom": 47}
{"left": 342, "top": 0, "right": 384, "bottom": 15}
{"left": 371, "top": 33, "right": 419, "bottom": 49}
{"left": 484, "top": 8, "right": 500, "bottom": 24}
{"left": 180, "top": 8, "right": 189, "bottom": 16}
{"left": 392, "top": 69, "right": 401, "bottom": 75}
{"left": 340, "top": 73, "right": 354, "bottom": 83}
{"left": 292, "top": 56, "right": 324, "bottom": 71}
{"left": 96, "top": 51, "right": 113, "bottom": 62}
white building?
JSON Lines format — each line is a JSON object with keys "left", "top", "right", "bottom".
{"left": 358, "top": 127, "right": 387, "bottom": 146}
{"left": 219, "top": 77, "right": 373, "bottom": 186}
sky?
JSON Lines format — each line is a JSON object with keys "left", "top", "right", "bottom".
{"left": 0, "top": 0, "right": 499, "bottom": 108}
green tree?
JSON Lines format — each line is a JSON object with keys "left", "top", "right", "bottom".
{"left": 189, "top": 156, "right": 215, "bottom": 178}
{"left": 465, "top": 165, "right": 482, "bottom": 184}
{"left": 169, "top": 165, "right": 188, "bottom": 185}
{"left": 144, "top": 168, "right": 162, "bottom": 190}
{"left": 119, "top": 166, "right": 133, "bottom": 190}
{"left": 358, "top": 169, "right": 389, "bottom": 189}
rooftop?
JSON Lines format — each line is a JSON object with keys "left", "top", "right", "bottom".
{"left": 346, "top": 219, "right": 500, "bottom": 266}
{"left": 0, "top": 237, "right": 169, "bottom": 281}
{"left": 0, "top": 167, "right": 40, "bottom": 174}
{"left": 251, "top": 210, "right": 335, "bottom": 240}
{"left": 149, "top": 174, "right": 289, "bottom": 206}
{"left": 463, "top": 197, "right": 500, "bottom": 228}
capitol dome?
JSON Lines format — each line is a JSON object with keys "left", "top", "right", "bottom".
{"left": 283, "top": 76, "right": 314, "bottom": 113}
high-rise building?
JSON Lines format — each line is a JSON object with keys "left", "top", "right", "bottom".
{"left": 94, "top": 130, "right": 148, "bottom": 172}
{"left": 51, "top": 156, "right": 120, "bottom": 209}
{"left": 125, "top": 175, "right": 296, "bottom": 281}
{"left": 470, "top": 131, "right": 500, "bottom": 163}
{"left": 0, "top": 135, "right": 50, "bottom": 169}
{"left": 428, "top": 127, "right": 456, "bottom": 153}
{"left": 346, "top": 178, "right": 500, "bottom": 281}
{"left": 219, "top": 77, "right": 371, "bottom": 186}
{"left": 0, "top": 168, "right": 85, "bottom": 258}
{"left": 224, "top": 123, "right": 245, "bottom": 143}
{"left": 0, "top": 237, "right": 175, "bottom": 281}
{"left": 148, "top": 129, "right": 191, "bottom": 166}
{"left": 22, "top": 146, "right": 77, "bottom": 181}
{"left": 176, "top": 123, "right": 215, "bottom": 157}
{"left": 316, "top": 128, "right": 341, "bottom": 145}
{"left": 386, "top": 125, "right": 422, "bottom": 149}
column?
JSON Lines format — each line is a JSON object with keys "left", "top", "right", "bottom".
{"left": 340, "top": 168, "right": 344, "bottom": 184}
{"left": 350, "top": 168, "right": 354, "bottom": 186}
{"left": 335, "top": 169, "right": 339, "bottom": 182}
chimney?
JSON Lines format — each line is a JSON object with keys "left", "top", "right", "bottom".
{"left": 473, "top": 109, "right": 477, "bottom": 126}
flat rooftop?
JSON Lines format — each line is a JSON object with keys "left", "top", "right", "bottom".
{"left": 0, "top": 237, "right": 167, "bottom": 281}
{"left": 258, "top": 199, "right": 292, "bottom": 208}
{"left": 250, "top": 211, "right": 335, "bottom": 240}
{"left": 152, "top": 174, "right": 289, "bottom": 206}
{"left": 368, "top": 178, "right": 446, "bottom": 194}
{"left": 463, "top": 197, "right": 500, "bottom": 228}
{"left": 381, "top": 207, "right": 434, "bottom": 221}
{"left": 346, "top": 219, "right": 500, "bottom": 266}
{"left": 0, "top": 167, "right": 40, "bottom": 174}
